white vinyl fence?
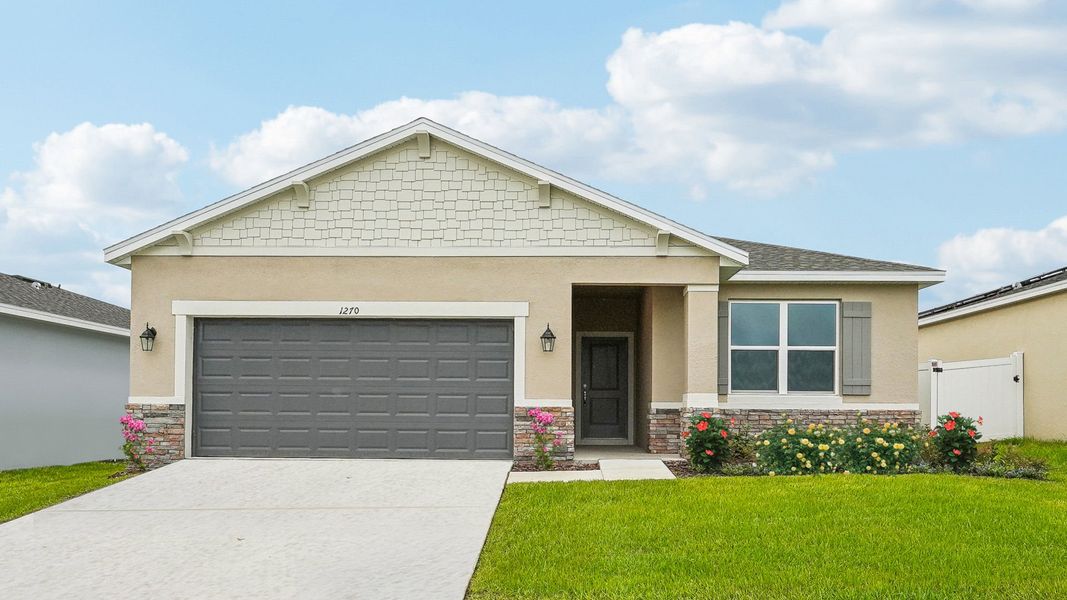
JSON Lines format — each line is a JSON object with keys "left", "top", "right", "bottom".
{"left": 918, "top": 353, "right": 1024, "bottom": 441}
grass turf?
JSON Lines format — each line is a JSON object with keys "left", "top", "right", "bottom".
{"left": 469, "top": 441, "right": 1067, "bottom": 599}
{"left": 0, "top": 461, "right": 128, "bottom": 524}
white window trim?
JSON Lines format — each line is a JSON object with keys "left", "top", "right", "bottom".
{"left": 728, "top": 300, "right": 839, "bottom": 396}
{"left": 170, "top": 300, "right": 529, "bottom": 459}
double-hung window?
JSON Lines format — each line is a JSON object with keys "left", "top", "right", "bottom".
{"left": 729, "top": 301, "right": 839, "bottom": 394}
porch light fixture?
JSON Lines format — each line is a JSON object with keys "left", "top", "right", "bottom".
{"left": 139, "top": 323, "right": 157, "bottom": 352}
{"left": 540, "top": 323, "right": 556, "bottom": 353}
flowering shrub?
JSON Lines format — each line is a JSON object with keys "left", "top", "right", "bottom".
{"left": 526, "top": 408, "right": 564, "bottom": 470}
{"left": 683, "top": 412, "right": 731, "bottom": 472}
{"left": 119, "top": 413, "right": 155, "bottom": 471}
{"left": 929, "top": 412, "right": 982, "bottom": 471}
{"left": 841, "top": 420, "right": 922, "bottom": 474}
{"left": 755, "top": 420, "right": 846, "bottom": 475}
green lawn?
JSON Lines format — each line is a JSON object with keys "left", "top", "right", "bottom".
{"left": 0, "top": 461, "right": 128, "bottom": 523}
{"left": 469, "top": 441, "right": 1067, "bottom": 599}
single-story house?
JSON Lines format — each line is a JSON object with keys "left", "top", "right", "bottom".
{"left": 919, "top": 266, "right": 1067, "bottom": 440}
{"left": 104, "top": 118, "right": 945, "bottom": 463}
{"left": 0, "top": 273, "right": 130, "bottom": 470}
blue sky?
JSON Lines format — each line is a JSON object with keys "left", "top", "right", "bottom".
{"left": 2, "top": 0, "right": 1066, "bottom": 307}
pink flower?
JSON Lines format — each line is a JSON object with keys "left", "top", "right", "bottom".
{"left": 696, "top": 421, "right": 709, "bottom": 432}
{"left": 952, "top": 449, "right": 961, "bottom": 456}
{"left": 704, "top": 449, "right": 715, "bottom": 456}
{"left": 719, "top": 430, "right": 728, "bottom": 439}
{"left": 944, "top": 420, "right": 956, "bottom": 432}
{"left": 977, "top": 416, "right": 984, "bottom": 426}
{"left": 948, "top": 411, "right": 960, "bottom": 419}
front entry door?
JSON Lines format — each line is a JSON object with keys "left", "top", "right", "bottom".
{"left": 580, "top": 337, "right": 629, "bottom": 441}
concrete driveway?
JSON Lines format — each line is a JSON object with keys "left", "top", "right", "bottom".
{"left": 0, "top": 459, "right": 511, "bottom": 599}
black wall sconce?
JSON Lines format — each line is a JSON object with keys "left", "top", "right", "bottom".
{"left": 139, "top": 323, "right": 157, "bottom": 352}
{"left": 540, "top": 323, "right": 556, "bottom": 352}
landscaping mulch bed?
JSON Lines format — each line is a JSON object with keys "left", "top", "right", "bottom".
{"left": 511, "top": 461, "right": 601, "bottom": 472}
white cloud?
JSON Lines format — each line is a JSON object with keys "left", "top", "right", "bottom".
{"left": 934, "top": 215, "right": 1067, "bottom": 301}
{"left": 209, "top": 93, "right": 626, "bottom": 188}
{"left": 0, "top": 122, "right": 188, "bottom": 306}
{"left": 210, "top": 2, "right": 1067, "bottom": 195}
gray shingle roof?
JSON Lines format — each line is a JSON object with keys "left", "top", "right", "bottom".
{"left": 0, "top": 273, "right": 130, "bottom": 329}
{"left": 714, "top": 237, "right": 939, "bottom": 272}
{"left": 920, "top": 266, "right": 1067, "bottom": 319}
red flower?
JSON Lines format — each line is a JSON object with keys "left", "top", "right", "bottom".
{"left": 948, "top": 411, "right": 960, "bottom": 419}
{"left": 968, "top": 429, "right": 976, "bottom": 438}
{"left": 681, "top": 431, "right": 690, "bottom": 438}
{"left": 952, "top": 449, "right": 961, "bottom": 456}
{"left": 720, "top": 430, "right": 729, "bottom": 439}
{"left": 705, "top": 449, "right": 715, "bottom": 456}
{"left": 944, "top": 420, "right": 956, "bottom": 432}
{"left": 701, "top": 412, "right": 711, "bottom": 419}
{"left": 730, "top": 418, "right": 736, "bottom": 425}
{"left": 928, "top": 430, "right": 937, "bottom": 438}
{"left": 696, "top": 421, "right": 709, "bottom": 432}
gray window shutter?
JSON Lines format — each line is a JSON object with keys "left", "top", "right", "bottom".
{"left": 841, "top": 301, "right": 872, "bottom": 395}
{"left": 718, "top": 301, "right": 729, "bottom": 394}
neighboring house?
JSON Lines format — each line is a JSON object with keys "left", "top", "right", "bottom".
{"left": 919, "top": 267, "right": 1067, "bottom": 440}
{"left": 0, "top": 273, "right": 130, "bottom": 470}
{"left": 103, "top": 118, "right": 944, "bottom": 463}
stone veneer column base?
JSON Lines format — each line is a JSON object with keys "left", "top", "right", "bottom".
{"left": 513, "top": 406, "right": 575, "bottom": 461}
{"left": 125, "top": 403, "right": 185, "bottom": 467}
{"left": 680, "top": 407, "right": 922, "bottom": 436}
{"left": 648, "top": 407, "right": 682, "bottom": 454}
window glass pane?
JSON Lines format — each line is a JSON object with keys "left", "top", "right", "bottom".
{"left": 731, "top": 350, "right": 778, "bottom": 391}
{"left": 787, "top": 304, "right": 836, "bottom": 347}
{"left": 731, "top": 303, "right": 779, "bottom": 346}
{"left": 788, "top": 350, "right": 835, "bottom": 392}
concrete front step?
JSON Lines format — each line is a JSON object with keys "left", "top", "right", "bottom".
{"left": 507, "top": 459, "right": 677, "bottom": 483}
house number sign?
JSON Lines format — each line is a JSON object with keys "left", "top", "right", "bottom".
{"left": 337, "top": 306, "right": 360, "bottom": 315}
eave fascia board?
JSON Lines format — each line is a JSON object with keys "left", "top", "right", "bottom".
{"left": 0, "top": 302, "right": 130, "bottom": 337}
{"left": 919, "top": 279, "right": 1067, "bottom": 327}
{"left": 103, "top": 118, "right": 749, "bottom": 266}
{"left": 728, "top": 270, "right": 947, "bottom": 288}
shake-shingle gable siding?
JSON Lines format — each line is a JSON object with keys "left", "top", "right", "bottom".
{"left": 191, "top": 139, "right": 671, "bottom": 250}
{"left": 0, "top": 273, "right": 129, "bottom": 329}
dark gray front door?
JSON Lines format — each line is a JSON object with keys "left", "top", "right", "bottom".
{"left": 192, "top": 318, "right": 513, "bottom": 459}
{"left": 580, "top": 337, "right": 629, "bottom": 440}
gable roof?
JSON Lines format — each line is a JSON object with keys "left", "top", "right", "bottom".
{"left": 919, "top": 265, "right": 1067, "bottom": 326}
{"left": 0, "top": 273, "right": 130, "bottom": 336}
{"left": 104, "top": 118, "right": 749, "bottom": 267}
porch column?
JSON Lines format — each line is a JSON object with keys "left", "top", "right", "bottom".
{"left": 683, "top": 284, "right": 719, "bottom": 409}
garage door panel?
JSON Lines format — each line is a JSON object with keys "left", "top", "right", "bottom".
{"left": 193, "top": 318, "right": 514, "bottom": 458}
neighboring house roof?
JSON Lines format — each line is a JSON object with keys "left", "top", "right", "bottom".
{"left": 0, "top": 273, "right": 130, "bottom": 336}
{"left": 102, "top": 117, "right": 943, "bottom": 286}
{"left": 919, "top": 265, "right": 1067, "bottom": 326}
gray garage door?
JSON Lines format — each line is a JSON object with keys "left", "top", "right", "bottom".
{"left": 192, "top": 318, "right": 514, "bottom": 459}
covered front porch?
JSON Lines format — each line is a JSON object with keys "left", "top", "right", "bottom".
{"left": 567, "top": 284, "right": 718, "bottom": 458}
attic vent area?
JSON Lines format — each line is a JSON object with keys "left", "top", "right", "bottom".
{"left": 14, "top": 275, "right": 55, "bottom": 289}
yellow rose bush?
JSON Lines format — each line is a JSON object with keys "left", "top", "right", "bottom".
{"left": 755, "top": 418, "right": 922, "bottom": 475}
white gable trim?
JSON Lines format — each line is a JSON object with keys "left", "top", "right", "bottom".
{"left": 135, "top": 244, "right": 712, "bottom": 259}
{"left": 919, "top": 279, "right": 1067, "bottom": 326}
{"left": 104, "top": 118, "right": 748, "bottom": 266}
{"left": 0, "top": 302, "right": 130, "bottom": 337}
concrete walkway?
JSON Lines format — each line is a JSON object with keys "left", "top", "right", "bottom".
{"left": 0, "top": 458, "right": 511, "bottom": 600}
{"left": 508, "top": 459, "right": 677, "bottom": 483}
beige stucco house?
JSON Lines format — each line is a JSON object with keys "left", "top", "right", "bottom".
{"left": 105, "top": 118, "right": 944, "bottom": 463}
{"left": 919, "top": 267, "right": 1067, "bottom": 440}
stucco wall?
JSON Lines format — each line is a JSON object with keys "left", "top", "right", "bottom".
{"left": 0, "top": 315, "right": 128, "bottom": 469}
{"left": 129, "top": 255, "right": 719, "bottom": 402}
{"left": 918, "top": 292, "right": 1067, "bottom": 440}
{"left": 189, "top": 139, "right": 675, "bottom": 251}
{"left": 718, "top": 283, "right": 920, "bottom": 404}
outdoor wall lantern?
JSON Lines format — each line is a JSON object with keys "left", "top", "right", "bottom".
{"left": 540, "top": 323, "right": 556, "bottom": 353}
{"left": 139, "top": 323, "right": 157, "bottom": 352}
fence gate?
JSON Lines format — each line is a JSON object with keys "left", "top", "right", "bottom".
{"left": 918, "top": 353, "right": 1024, "bottom": 440}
